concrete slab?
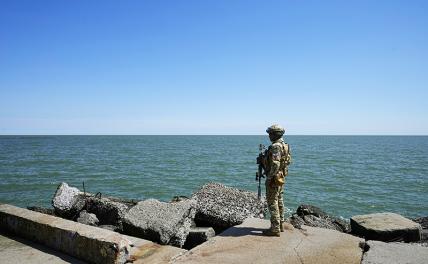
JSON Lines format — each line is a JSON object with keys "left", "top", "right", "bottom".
{"left": 351, "top": 213, "right": 422, "bottom": 242}
{"left": 0, "top": 203, "right": 187, "bottom": 264}
{"left": 0, "top": 203, "right": 132, "bottom": 264}
{"left": 173, "top": 218, "right": 364, "bottom": 264}
{"left": 0, "top": 232, "right": 84, "bottom": 264}
{"left": 362, "top": 240, "right": 428, "bottom": 264}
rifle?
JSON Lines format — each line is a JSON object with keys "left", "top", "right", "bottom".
{"left": 256, "top": 144, "right": 267, "bottom": 200}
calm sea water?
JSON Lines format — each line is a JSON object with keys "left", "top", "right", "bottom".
{"left": 0, "top": 136, "right": 427, "bottom": 219}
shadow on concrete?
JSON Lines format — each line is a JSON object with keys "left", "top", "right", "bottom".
{"left": 0, "top": 231, "right": 85, "bottom": 264}
{"left": 218, "top": 226, "right": 265, "bottom": 237}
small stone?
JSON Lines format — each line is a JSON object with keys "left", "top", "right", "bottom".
{"left": 77, "top": 210, "right": 99, "bottom": 226}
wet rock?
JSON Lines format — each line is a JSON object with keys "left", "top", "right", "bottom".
{"left": 122, "top": 198, "right": 196, "bottom": 247}
{"left": 412, "top": 216, "right": 428, "bottom": 242}
{"left": 77, "top": 210, "right": 99, "bottom": 226}
{"left": 85, "top": 197, "right": 129, "bottom": 229}
{"left": 192, "top": 183, "right": 267, "bottom": 230}
{"left": 362, "top": 240, "right": 428, "bottom": 264}
{"left": 183, "top": 227, "right": 215, "bottom": 249}
{"left": 289, "top": 204, "right": 350, "bottom": 233}
{"left": 51, "top": 182, "right": 86, "bottom": 219}
{"left": 412, "top": 216, "right": 428, "bottom": 229}
{"left": 351, "top": 212, "right": 422, "bottom": 242}
{"left": 27, "top": 206, "right": 56, "bottom": 216}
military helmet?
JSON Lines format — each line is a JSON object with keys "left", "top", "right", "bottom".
{"left": 266, "top": 124, "right": 285, "bottom": 135}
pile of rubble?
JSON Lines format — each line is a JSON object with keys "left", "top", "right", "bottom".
{"left": 35, "top": 182, "right": 267, "bottom": 249}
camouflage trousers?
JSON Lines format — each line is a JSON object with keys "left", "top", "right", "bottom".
{"left": 265, "top": 180, "right": 285, "bottom": 233}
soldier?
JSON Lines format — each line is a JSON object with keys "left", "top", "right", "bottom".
{"left": 262, "top": 124, "right": 292, "bottom": 236}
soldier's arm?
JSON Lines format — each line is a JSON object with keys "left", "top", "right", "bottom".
{"left": 287, "top": 145, "right": 292, "bottom": 165}
{"left": 268, "top": 144, "right": 281, "bottom": 178}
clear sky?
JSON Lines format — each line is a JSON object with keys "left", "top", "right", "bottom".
{"left": 1, "top": 0, "right": 427, "bottom": 135}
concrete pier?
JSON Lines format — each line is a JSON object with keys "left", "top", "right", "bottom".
{"left": 172, "top": 218, "right": 365, "bottom": 264}
{"left": 3, "top": 203, "right": 426, "bottom": 264}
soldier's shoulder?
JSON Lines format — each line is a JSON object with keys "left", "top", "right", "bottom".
{"left": 270, "top": 143, "right": 282, "bottom": 152}
{"left": 271, "top": 141, "right": 283, "bottom": 147}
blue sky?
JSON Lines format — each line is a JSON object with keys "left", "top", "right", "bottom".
{"left": 1, "top": 0, "right": 427, "bottom": 135}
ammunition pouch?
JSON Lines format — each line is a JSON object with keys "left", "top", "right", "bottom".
{"left": 273, "top": 171, "right": 285, "bottom": 186}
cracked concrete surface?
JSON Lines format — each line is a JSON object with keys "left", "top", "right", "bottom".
{"left": 172, "top": 218, "right": 364, "bottom": 264}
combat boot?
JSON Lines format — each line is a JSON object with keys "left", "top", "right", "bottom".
{"left": 262, "top": 229, "right": 280, "bottom": 237}
{"left": 280, "top": 221, "right": 285, "bottom": 232}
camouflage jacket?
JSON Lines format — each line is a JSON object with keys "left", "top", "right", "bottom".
{"left": 265, "top": 138, "right": 291, "bottom": 180}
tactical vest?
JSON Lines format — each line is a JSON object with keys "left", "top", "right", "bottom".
{"left": 267, "top": 141, "right": 291, "bottom": 186}
{"left": 279, "top": 142, "right": 291, "bottom": 177}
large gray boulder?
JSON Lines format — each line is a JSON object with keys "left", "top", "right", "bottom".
{"left": 51, "top": 182, "right": 86, "bottom": 218}
{"left": 290, "top": 204, "right": 350, "bottom": 233}
{"left": 192, "top": 183, "right": 267, "bottom": 229}
{"left": 351, "top": 213, "right": 422, "bottom": 242}
{"left": 362, "top": 240, "right": 428, "bottom": 264}
{"left": 122, "top": 199, "right": 196, "bottom": 247}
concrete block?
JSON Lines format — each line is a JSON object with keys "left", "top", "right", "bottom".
{"left": 351, "top": 213, "right": 422, "bottom": 242}
{"left": 192, "top": 183, "right": 267, "bottom": 229}
{"left": 0, "top": 203, "right": 131, "bottom": 264}
{"left": 184, "top": 227, "right": 215, "bottom": 249}
{"left": 51, "top": 182, "right": 86, "bottom": 218}
{"left": 123, "top": 199, "right": 195, "bottom": 247}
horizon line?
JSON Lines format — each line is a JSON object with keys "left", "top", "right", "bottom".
{"left": 0, "top": 134, "right": 427, "bottom": 136}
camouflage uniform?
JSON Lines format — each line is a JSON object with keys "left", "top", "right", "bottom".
{"left": 264, "top": 125, "right": 291, "bottom": 235}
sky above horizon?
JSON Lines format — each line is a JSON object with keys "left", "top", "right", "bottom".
{"left": 1, "top": 0, "right": 427, "bottom": 135}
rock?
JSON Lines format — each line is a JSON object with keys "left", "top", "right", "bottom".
{"left": 192, "top": 183, "right": 267, "bottom": 230}
{"left": 76, "top": 210, "right": 99, "bottom": 226}
{"left": 412, "top": 216, "right": 428, "bottom": 241}
{"left": 51, "top": 182, "right": 86, "bottom": 218}
{"left": 412, "top": 216, "right": 428, "bottom": 229}
{"left": 122, "top": 198, "right": 196, "bottom": 247}
{"left": 183, "top": 227, "right": 216, "bottom": 249}
{"left": 27, "top": 206, "right": 56, "bottom": 216}
{"left": 85, "top": 197, "right": 129, "bottom": 229}
{"left": 362, "top": 240, "right": 428, "bottom": 264}
{"left": 351, "top": 212, "right": 422, "bottom": 242}
{"left": 290, "top": 204, "right": 350, "bottom": 233}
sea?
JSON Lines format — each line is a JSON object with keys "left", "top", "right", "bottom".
{"left": 0, "top": 135, "right": 427, "bottom": 219}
